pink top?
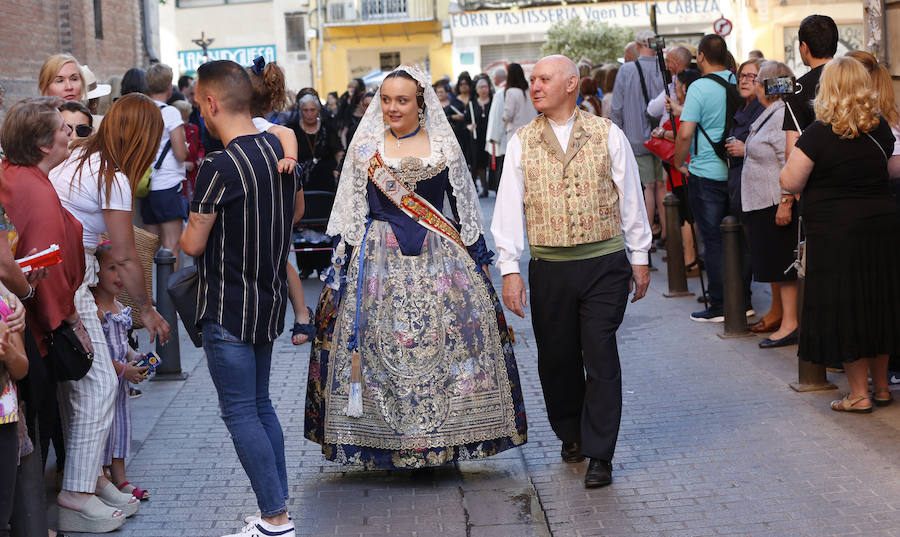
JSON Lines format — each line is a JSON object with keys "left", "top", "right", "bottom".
{"left": 0, "top": 298, "right": 18, "bottom": 424}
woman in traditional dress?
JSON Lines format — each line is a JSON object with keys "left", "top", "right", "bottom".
{"left": 304, "top": 65, "right": 527, "bottom": 469}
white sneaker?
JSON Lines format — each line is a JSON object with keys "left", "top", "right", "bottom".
{"left": 243, "top": 512, "right": 293, "bottom": 524}
{"left": 223, "top": 519, "right": 295, "bottom": 537}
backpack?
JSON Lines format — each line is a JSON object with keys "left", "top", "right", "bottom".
{"left": 694, "top": 73, "right": 744, "bottom": 164}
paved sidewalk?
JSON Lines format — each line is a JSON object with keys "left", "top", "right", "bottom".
{"left": 59, "top": 198, "right": 900, "bottom": 537}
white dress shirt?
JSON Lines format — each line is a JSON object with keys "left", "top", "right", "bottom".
{"left": 490, "top": 110, "right": 652, "bottom": 275}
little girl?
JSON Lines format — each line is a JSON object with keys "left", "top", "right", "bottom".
{"left": 247, "top": 56, "right": 315, "bottom": 345}
{"left": 92, "top": 242, "right": 150, "bottom": 500}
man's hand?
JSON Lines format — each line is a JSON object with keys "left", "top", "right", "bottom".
{"left": 629, "top": 264, "right": 650, "bottom": 303}
{"left": 775, "top": 200, "right": 792, "bottom": 227}
{"left": 501, "top": 273, "right": 527, "bottom": 318}
{"left": 141, "top": 308, "right": 171, "bottom": 345}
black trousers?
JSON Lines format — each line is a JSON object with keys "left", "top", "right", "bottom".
{"left": 529, "top": 250, "right": 632, "bottom": 461}
{"left": 0, "top": 422, "right": 17, "bottom": 537}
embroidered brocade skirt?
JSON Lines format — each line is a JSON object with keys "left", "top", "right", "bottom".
{"left": 304, "top": 220, "right": 527, "bottom": 469}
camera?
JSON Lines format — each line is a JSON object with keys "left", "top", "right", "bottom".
{"left": 648, "top": 36, "right": 666, "bottom": 51}
{"left": 764, "top": 76, "right": 797, "bottom": 96}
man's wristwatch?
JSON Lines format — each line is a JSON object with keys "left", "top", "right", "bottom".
{"left": 18, "top": 285, "right": 35, "bottom": 301}
{"left": 780, "top": 196, "right": 793, "bottom": 204}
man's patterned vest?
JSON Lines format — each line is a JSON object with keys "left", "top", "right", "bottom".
{"left": 517, "top": 109, "right": 621, "bottom": 247}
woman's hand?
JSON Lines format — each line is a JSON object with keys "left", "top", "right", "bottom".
{"left": 123, "top": 360, "right": 150, "bottom": 384}
{"left": 651, "top": 127, "right": 666, "bottom": 139}
{"left": 71, "top": 318, "right": 95, "bottom": 355}
{"left": 481, "top": 264, "right": 489, "bottom": 276}
{"left": 725, "top": 139, "right": 745, "bottom": 157}
{"left": 775, "top": 199, "right": 793, "bottom": 226}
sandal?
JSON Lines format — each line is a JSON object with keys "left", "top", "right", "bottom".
{"left": 873, "top": 390, "right": 894, "bottom": 407}
{"left": 96, "top": 481, "right": 140, "bottom": 517}
{"left": 291, "top": 306, "right": 316, "bottom": 345}
{"left": 57, "top": 496, "right": 126, "bottom": 533}
{"left": 830, "top": 394, "right": 873, "bottom": 413}
{"left": 118, "top": 480, "right": 150, "bottom": 501}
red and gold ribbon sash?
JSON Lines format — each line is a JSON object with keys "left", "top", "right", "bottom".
{"left": 367, "top": 152, "right": 466, "bottom": 251}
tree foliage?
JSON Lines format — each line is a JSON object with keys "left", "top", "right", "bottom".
{"left": 541, "top": 18, "right": 633, "bottom": 65}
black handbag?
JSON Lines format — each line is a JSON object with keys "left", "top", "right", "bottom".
{"left": 47, "top": 322, "right": 94, "bottom": 381}
{"left": 167, "top": 265, "right": 202, "bottom": 347}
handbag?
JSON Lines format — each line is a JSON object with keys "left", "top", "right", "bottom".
{"left": 46, "top": 322, "right": 94, "bottom": 382}
{"left": 167, "top": 265, "right": 202, "bottom": 347}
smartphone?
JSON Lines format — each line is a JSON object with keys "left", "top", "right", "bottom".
{"left": 648, "top": 36, "right": 666, "bottom": 51}
{"left": 764, "top": 76, "right": 796, "bottom": 96}
{"left": 725, "top": 136, "right": 737, "bottom": 144}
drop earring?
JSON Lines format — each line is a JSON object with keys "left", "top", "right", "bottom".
{"left": 418, "top": 108, "right": 426, "bottom": 128}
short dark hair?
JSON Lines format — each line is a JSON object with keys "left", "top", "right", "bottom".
{"left": 676, "top": 69, "right": 702, "bottom": 90}
{"left": 121, "top": 67, "right": 147, "bottom": 96}
{"left": 798, "top": 15, "right": 838, "bottom": 59}
{"left": 58, "top": 100, "right": 93, "bottom": 127}
{"left": 177, "top": 75, "right": 194, "bottom": 92}
{"left": 1, "top": 97, "right": 63, "bottom": 166}
{"left": 196, "top": 60, "right": 252, "bottom": 113}
{"left": 698, "top": 34, "right": 729, "bottom": 67}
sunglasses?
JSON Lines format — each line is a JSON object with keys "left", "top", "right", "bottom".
{"left": 67, "top": 124, "right": 93, "bottom": 137}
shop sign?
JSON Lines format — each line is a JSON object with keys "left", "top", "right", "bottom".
{"left": 450, "top": 0, "right": 723, "bottom": 36}
{"left": 178, "top": 45, "right": 277, "bottom": 74}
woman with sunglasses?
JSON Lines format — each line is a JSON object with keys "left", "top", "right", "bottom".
{"left": 59, "top": 101, "right": 94, "bottom": 142}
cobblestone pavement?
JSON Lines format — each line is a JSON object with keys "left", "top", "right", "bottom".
{"left": 61, "top": 197, "right": 900, "bottom": 537}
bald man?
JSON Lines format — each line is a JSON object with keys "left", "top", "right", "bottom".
{"left": 624, "top": 42, "right": 639, "bottom": 63}
{"left": 491, "top": 55, "right": 652, "bottom": 488}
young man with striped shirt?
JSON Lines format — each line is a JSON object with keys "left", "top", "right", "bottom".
{"left": 180, "top": 60, "right": 301, "bottom": 537}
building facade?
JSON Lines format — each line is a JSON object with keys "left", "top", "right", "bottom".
{"left": 0, "top": 0, "right": 151, "bottom": 120}
{"left": 159, "top": 0, "right": 314, "bottom": 95}
{"left": 309, "top": 0, "right": 454, "bottom": 96}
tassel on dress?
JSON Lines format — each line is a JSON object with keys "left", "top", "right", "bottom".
{"left": 347, "top": 350, "right": 363, "bottom": 417}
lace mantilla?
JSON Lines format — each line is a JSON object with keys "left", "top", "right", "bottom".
{"left": 327, "top": 64, "right": 483, "bottom": 248}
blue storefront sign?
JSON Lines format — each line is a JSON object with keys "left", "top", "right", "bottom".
{"left": 178, "top": 45, "right": 277, "bottom": 74}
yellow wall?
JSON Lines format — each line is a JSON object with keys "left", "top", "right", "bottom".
{"left": 738, "top": 2, "right": 864, "bottom": 63}
{"left": 311, "top": 21, "right": 451, "bottom": 95}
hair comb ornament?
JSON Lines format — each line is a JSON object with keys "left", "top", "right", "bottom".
{"left": 251, "top": 56, "right": 266, "bottom": 76}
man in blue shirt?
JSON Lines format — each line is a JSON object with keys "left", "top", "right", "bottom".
{"left": 673, "top": 34, "right": 736, "bottom": 322}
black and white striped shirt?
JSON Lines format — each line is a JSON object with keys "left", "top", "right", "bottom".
{"left": 191, "top": 132, "right": 299, "bottom": 343}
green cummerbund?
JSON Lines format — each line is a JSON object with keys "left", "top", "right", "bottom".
{"left": 529, "top": 234, "right": 625, "bottom": 262}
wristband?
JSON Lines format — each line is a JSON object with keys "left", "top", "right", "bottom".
{"left": 284, "top": 156, "right": 297, "bottom": 162}
{"left": 18, "top": 285, "right": 35, "bottom": 301}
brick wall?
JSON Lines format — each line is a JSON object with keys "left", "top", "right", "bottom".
{"left": 0, "top": 0, "right": 149, "bottom": 122}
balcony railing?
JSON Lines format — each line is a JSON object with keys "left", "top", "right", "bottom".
{"left": 325, "top": 0, "right": 435, "bottom": 25}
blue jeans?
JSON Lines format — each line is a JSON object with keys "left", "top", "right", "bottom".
{"left": 202, "top": 322, "right": 288, "bottom": 518}
{"left": 687, "top": 175, "right": 730, "bottom": 310}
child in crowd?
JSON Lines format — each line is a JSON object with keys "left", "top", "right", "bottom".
{"left": 0, "top": 293, "right": 28, "bottom": 532}
{"left": 247, "top": 57, "right": 315, "bottom": 345}
{"left": 92, "top": 242, "right": 151, "bottom": 500}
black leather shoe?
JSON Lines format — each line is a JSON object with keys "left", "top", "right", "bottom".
{"left": 758, "top": 329, "right": 799, "bottom": 349}
{"left": 560, "top": 442, "right": 585, "bottom": 463}
{"left": 584, "top": 458, "right": 613, "bottom": 488}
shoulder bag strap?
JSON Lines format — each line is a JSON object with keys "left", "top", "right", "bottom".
{"left": 865, "top": 132, "right": 889, "bottom": 162}
{"left": 154, "top": 103, "right": 172, "bottom": 170}
{"left": 634, "top": 61, "right": 651, "bottom": 105}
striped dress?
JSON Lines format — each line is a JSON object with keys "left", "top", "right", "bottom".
{"left": 102, "top": 302, "right": 132, "bottom": 462}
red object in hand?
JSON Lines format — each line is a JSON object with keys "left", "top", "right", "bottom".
{"left": 16, "top": 244, "right": 62, "bottom": 273}
{"left": 490, "top": 144, "right": 497, "bottom": 171}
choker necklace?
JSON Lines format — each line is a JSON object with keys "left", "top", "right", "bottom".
{"left": 389, "top": 125, "right": 421, "bottom": 147}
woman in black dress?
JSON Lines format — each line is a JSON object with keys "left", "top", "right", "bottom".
{"left": 293, "top": 93, "right": 344, "bottom": 278}
{"left": 781, "top": 56, "right": 900, "bottom": 413}
{"left": 465, "top": 75, "right": 492, "bottom": 197}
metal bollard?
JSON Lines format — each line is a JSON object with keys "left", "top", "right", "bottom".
{"left": 662, "top": 194, "right": 693, "bottom": 298}
{"left": 790, "top": 279, "right": 836, "bottom": 391}
{"left": 151, "top": 249, "right": 188, "bottom": 381}
{"left": 718, "top": 216, "right": 752, "bottom": 338}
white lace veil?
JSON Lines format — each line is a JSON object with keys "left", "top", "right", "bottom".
{"left": 326, "top": 64, "right": 483, "bottom": 248}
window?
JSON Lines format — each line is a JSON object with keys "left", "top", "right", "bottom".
{"left": 285, "top": 13, "right": 306, "bottom": 52}
{"left": 93, "top": 0, "right": 103, "bottom": 39}
{"left": 362, "top": 0, "right": 407, "bottom": 19}
{"left": 379, "top": 52, "right": 400, "bottom": 72}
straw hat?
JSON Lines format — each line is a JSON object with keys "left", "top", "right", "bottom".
{"left": 81, "top": 65, "right": 112, "bottom": 100}
{"left": 100, "top": 227, "right": 159, "bottom": 329}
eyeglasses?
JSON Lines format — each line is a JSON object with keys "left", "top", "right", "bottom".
{"left": 67, "top": 124, "right": 93, "bottom": 137}
{"left": 739, "top": 73, "right": 758, "bottom": 82}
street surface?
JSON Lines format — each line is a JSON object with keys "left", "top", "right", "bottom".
{"left": 59, "top": 196, "right": 900, "bottom": 537}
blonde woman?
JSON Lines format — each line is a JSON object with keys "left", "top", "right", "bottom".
{"left": 39, "top": 54, "right": 86, "bottom": 102}
{"left": 780, "top": 57, "right": 900, "bottom": 413}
